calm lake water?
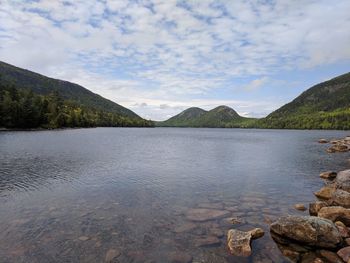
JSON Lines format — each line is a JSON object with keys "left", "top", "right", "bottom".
{"left": 0, "top": 128, "right": 349, "bottom": 263}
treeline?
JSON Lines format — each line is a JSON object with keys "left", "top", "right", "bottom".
{"left": 0, "top": 84, "right": 154, "bottom": 129}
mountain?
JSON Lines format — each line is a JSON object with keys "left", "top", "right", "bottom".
{"left": 257, "top": 72, "right": 350, "bottom": 129}
{"left": 158, "top": 105, "right": 256, "bottom": 128}
{"left": 0, "top": 61, "right": 139, "bottom": 118}
{"left": 0, "top": 61, "right": 153, "bottom": 129}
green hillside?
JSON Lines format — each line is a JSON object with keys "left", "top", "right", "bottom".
{"left": 158, "top": 105, "right": 256, "bottom": 128}
{"left": 0, "top": 61, "right": 153, "bottom": 129}
{"left": 256, "top": 72, "right": 350, "bottom": 129}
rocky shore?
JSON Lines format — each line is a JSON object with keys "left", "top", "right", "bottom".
{"left": 266, "top": 136, "right": 350, "bottom": 262}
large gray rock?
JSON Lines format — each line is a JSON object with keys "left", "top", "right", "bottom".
{"left": 330, "top": 189, "right": 350, "bottom": 208}
{"left": 270, "top": 216, "right": 341, "bottom": 248}
{"left": 335, "top": 170, "right": 350, "bottom": 192}
{"left": 318, "top": 206, "right": 350, "bottom": 226}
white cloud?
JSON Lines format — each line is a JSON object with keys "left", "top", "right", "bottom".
{"left": 0, "top": 0, "right": 349, "bottom": 120}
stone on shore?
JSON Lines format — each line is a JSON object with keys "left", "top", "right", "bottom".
{"left": 319, "top": 171, "right": 337, "bottom": 180}
{"left": 330, "top": 189, "right": 350, "bottom": 208}
{"left": 318, "top": 206, "right": 350, "bottom": 226}
{"left": 309, "top": 201, "right": 328, "bottom": 216}
{"left": 227, "top": 229, "right": 253, "bottom": 257}
{"left": 186, "top": 208, "right": 230, "bottom": 222}
{"left": 318, "top": 139, "right": 328, "bottom": 144}
{"left": 270, "top": 216, "right": 342, "bottom": 248}
{"left": 327, "top": 144, "right": 349, "bottom": 153}
{"left": 335, "top": 170, "right": 350, "bottom": 192}
{"left": 318, "top": 250, "right": 343, "bottom": 263}
{"left": 337, "top": 247, "right": 350, "bottom": 262}
{"left": 314, "top": 186, "right": 335, "bottom": 200}
{"left": 294, "top": 204, "right": 307, "bottom": 211}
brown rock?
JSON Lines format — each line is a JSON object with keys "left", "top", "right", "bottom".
{"left": 319, "top": 250, "right": 343, "bottom": 263}
{"left": 318, "top": 139, "right": 328, "bottom": 143}
{"left": 105, "top": 249, "right": 121, "bottom": 262}
{"left": 294, "top": 203, "right": 307, "bottom": 211}
{"left": 194, "top": 236, "right": 221, "bottom": 247}
{"left": 167, "top": 252, "right": 192, "bottom": 263}
{"left": 345, "top": 238, "right": 350, "bottom": 246}
{"left": 186, "top": 208, "right": 230, "bottom": 222}
{"left": 248, "top": 228, "right": 265, "bottom": 239}
{"left": 78, "top": 236, "right": 89, "bottom": 241}
{"left": 314, "top": 186, "right": 335, "bottom": 200}
{"left": 327, "top": 144, "right": 349, "bottom": 153}
{"left": 318, "top": 206, "right": 350, "bottom": 226}
{"left": 270, "top": 216, "right": 342, "bottom": 248}
{"left": 336, "top": 224, "right": 349, "bottom": 238}
{"left": 282, "top": 248, "right": 300, "bottom": 262}
{"left": 225, "top": 217, "right": 242, "bottom": 224}
{"left": 335, "top": 170, "right": 350, "bottom": 192}
{"left": 330, "top": 189, "right": 350, "bottom": 208}
{"left": 337, "top": 246, "right": 350, "bottom": 262}
{"left": 320, "top": 171, "right": 337, "bottom": 180}
{"left": 309, "top": 201, "right": 328, "bottom": 216}
{"left": 227, "top": 229, "right": 252, "bottom": 257}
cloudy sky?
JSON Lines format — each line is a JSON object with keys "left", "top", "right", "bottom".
{"left": 1, "top": 0, "right": 350, "bottom": 120}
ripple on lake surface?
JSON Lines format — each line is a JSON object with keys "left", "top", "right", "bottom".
{"left": 0, "top": 128, "right": 349, "bottom": 262}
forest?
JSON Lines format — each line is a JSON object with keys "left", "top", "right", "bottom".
{"left": 0, "top": 83, "right": 154, "bottom": 129}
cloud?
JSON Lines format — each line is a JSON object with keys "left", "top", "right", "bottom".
{"left": 0, "top": 0, "right": 349, "bottom": 120}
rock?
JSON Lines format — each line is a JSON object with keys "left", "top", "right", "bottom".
{"left": 294, "top": 203, "right": 307, "bottom": 211}
{"left": 327, "top": 144, "right": 349, "bottom": 153}
{"left": 282, "top": 248, "right": 300, "bottom": 262}
{"left": 194, "top": 236, "right": 221, "bottom": 247}
{"left": 210, "top": 228, "right": 224, "bottom": 238}
{"left": 336, "top": 224, "right": 349, "bottom": 238}
{"left": 227, "top": 229, "right": 252, "bottom": 257}
{"left": 167, "top": 252, "right": 192, "bottom": 263}
{"left": 105, "top": 249, "right": 121, "bottom": 262}
{"left": 319, "top": 250, "right": 343, "bottom": 263}
{"left": 78, "top": 236, "right": 89, "bottom": 241}
{"left": 330, "top": 189, "right": 350, "bottom": 208}
{"left": 270, "top": 216, "right": 342, "bottom": 248}
{"left": 335, "top": 170, "right": 350, "bottom": 192}
{"left": 224, "top": 217, "right": 242, "bottom": 224}
{"left": 309, "top": 201, "right": 328, "bottom": 216}
{"left": 314, "top": 186, "right": 335, "bottom": 200}
{"left": 248, "top": 228, "right": 265, "bottom": 239}
{"left": 186, "top": 208, "right": 230, "bottom": 222}
{"left": 345, "top": 238, "right": 350, "bottom": 246}
{"left": 174, "top": 223, "right": 197, "bottom": 233}
{"left": 320, "top": 171, "right": 337, "bottom": 180}
{"left": 318, "top": 206, "right": 350, "bottom": 226}
{"left": 337, "top": 246, "right": 350, "bottom": 262}
{"left": 318, "top": 139, "right": 328, "bottom": 143}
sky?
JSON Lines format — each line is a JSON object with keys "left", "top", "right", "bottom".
{"left": 0, "top": 0, "right": 350, "bottom": 121}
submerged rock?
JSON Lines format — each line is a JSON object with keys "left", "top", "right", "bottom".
{"left": 105, "top": 249, "right": 121, "bottom": 262}
{"left": 194, "top": 236, "right": 221, "bottom": 247}
{"left": 309, "top": 201, "right": 328, "bottom": 216}
{"left": 318, "top": 206, "right": 350, "bottom": 226}
{"left": 174, "top": 222, "right": 197, "bottom": 233}
{"left": 248, "top": 228, "right": 265, "bottom": 239}
{"left": 294, "top": 204, "right": 307, "bottom": 211}
{"left": 167, "top": 252, "right": 192, "bottom": 263}
{"left": 319, "top": 171, "right": 337, "bottom": 180}
{"left": 186, "top": 208, "right": 230, "bottom": 222}
{"left": 270, "top": 216, "right": 341, "bottom": 248}
{"left": 335, "top": 170, "right": 350, "bottom": 192}
{"left": 227, "top": 229, "right": 253, "bottom": 257}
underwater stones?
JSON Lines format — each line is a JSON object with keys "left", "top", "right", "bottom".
{"left": 224, "top": 217, "right": 242, "bottom": 225}
{"left": 294, "top": 204, "right": 307, "bottom": 211}
{"left": 186, "top": 208, "right": 230, "bottom": 222}
{"left": 309, "top": 201, "right": 328, "bottom": 216}
{"left": 194, "top": 236, "right": 221, "bottom": 247}
{"left": 314, "top": 186, "right": 335, "bottom": 200}
{"left": 105, "top": 249, "right": 121, "bottom": 262}
{"left": 270, "top": 216, "right": 342, "bottom": 248}
{"left": 319, "top": 171, "right": 337, "bottom": 180}
{"left": 174, "top": 222, "right": 197, "bottom": 233}
{"left": 167, "top": 252, "right": 193, "bottom": 263}
{"left": 78, "top": 236, "right": 90, "bottom": 241}
{"left": 227, "top": 228, "right": 264, "bottom": 257}
{"left": 318, "top": 206, "right": 350, "bottom": 226}
{"left": 209, "top": 228, "right": 224, "bottom": 238}
{"left": 335, "top": 170, "right": 350, "bottom": 192}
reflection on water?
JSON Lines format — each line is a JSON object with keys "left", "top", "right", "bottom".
{"left": 0, "top": 128, "right": 349, "bottom": 262}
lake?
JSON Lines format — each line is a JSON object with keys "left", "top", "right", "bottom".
{"left": 0, "top": 128, "right": 349, "bottom": 263}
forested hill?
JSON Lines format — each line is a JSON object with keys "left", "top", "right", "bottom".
{"left": 256, "top": 72, "right": 350, "bottom": 129}
{"left": 158, "top": 105, "right": 256, "bottom": 128}
{"left": 0, "top": 61, "right": 138, "bottom": 118}
{"left": 0, "top": 61, "right": 153, "bottom": 129}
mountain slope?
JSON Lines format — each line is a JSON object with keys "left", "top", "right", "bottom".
{"left": 158, "top": 105, "right": 255, "bottom": 128}
{"left": 257, "top": 72, "right": 350, "bottom": 129}
{"left": 0, "top": 61, "right": 139, "bottom": 118}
